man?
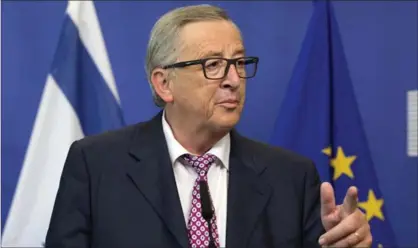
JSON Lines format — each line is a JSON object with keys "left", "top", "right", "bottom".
{"left": 45, "top": 4, "right": 372, "bottom": 248}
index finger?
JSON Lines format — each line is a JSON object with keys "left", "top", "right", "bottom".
{"left": 342, "top": 186, "right": 358, "bottom": 216}
{"left": 321, "top": 182, "right": 336, "bottom": 217}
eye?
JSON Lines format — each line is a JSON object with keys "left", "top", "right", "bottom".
{"left": 205, "top": 59, "right": 223, "bottom": 70}
{"left": 237, "top": 58, "right": 254, "bottom": 67}
{"left": 236, "top": 59, "right": 246, "bottom": 68}
{"left": 208, "top": 61, "right": 218, "bottom": 68}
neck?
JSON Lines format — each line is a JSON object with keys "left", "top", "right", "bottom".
{"left": 164, "top": 108, "right": 228, "bottom": 155}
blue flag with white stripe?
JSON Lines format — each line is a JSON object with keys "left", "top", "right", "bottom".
{"left": 269, "top": 1, "right": 397, "bottom": 247}
{"left": 2, "top": 1, "right": 125, "bottom": 246}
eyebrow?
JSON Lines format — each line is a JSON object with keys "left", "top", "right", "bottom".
{"left": 197, "top": 48, "right": 246, "bottom": 59}
{"left": 198, "top": 51, "right": 223, "bottom": 58}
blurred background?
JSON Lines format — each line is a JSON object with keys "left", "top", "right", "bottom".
{"left": 2, "top": 1, "right": 417, "bottom": 247}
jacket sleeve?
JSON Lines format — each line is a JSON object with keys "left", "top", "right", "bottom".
{"left": 302, "top": 161, "right": 326, "bottom": 247}
{"left": 45, "top": 140, "right": 91, "bottom": 248}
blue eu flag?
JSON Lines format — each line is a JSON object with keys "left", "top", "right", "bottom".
{"left": 270, "top": 1, "right": 397, "bottom": 247}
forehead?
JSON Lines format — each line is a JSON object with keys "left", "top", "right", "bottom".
{"left": 178, "top": 20, "right": 244, "bottom": 59}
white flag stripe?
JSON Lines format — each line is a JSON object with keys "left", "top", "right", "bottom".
{"left": 2, "top": 76, "right": 84, "bottom": 246}
{"left": 67, "top": 1, "right": 121, "bottom": 104}
{"left": 407, "top": 90, "right": 418, "bottom": 157}
{"left": 2, "top": 1, "right": 123, "bottom": 246}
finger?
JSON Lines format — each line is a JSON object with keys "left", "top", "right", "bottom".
{"left": 321, "top": 182, "right": 336, "bottom": 217}
{"left": 326, "top": 222, "right": 370, "bottom": 247}
{"left": 318, "top": 210, "right": 362, "bottom": 245}
{"left": 353, "top": 234, "right": 373, "bottom": 248}
{"left": 321, "top": 205, "right": 342, "bottom": 231}
{"left": 342, "top": 186, "right": 358, "bottom": 216}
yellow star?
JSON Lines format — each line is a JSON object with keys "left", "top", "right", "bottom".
{"left": 378, "top": 244, "right": 383, "bottom": 248}
{"left": 322, "top": 147, "right": 332, "bottom": 156}
{"left": 358, "top": 189, "right": 385, "bottom": 221}
{"left": 328, "top": 146, "right": 356, "bottom": 180}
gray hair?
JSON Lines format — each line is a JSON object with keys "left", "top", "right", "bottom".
{"left": 145, "top": 4, "right": 232, "bottom": 107}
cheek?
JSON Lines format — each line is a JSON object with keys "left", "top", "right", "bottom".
{"left": 173, "top": 75, "right": 217, "bottom": 109}
{"left": 205, "top": 85, "right": 221, "bottom": 107}
{"left": 240, "top": 87, "right": 246, "bottom": 103}
{"left": 191, "top": 88, "right": 217, "bottom": 116}
{"left": 172, "top": 74, "right": 197, "bottom": 100}
{"left": 190, "top": 77, "right": 218, "bottom": 104}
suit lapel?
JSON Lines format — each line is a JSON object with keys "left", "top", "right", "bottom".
{"left": 126, "top": 111, "right": 189, "bottom": 248}
{"left": 124, "top": 112, "right": 271, "bottom": 248}
{"left": 226, "top": 130, "right": 273, "bottom": 248}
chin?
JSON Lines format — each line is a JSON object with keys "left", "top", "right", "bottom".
{"left": 212, "top": 112, "right": 241, "bottom": 130}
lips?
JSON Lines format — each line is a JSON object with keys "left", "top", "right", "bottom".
{"left": 218, "top": 99, "right": 240, "bottom": 108}
{"left": 218, "top": 99, "right": 239, "bottom": 104}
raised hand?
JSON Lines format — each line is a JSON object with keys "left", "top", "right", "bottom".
{"left": 319, "top": 182, "right": 372, "bottom": 247}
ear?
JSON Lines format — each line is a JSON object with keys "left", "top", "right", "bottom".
{"left": 150, "top": 68, "right": 174, "bottom": 104}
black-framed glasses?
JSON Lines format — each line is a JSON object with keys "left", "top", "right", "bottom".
{"left": 162, "top": 56, "right": 259, "bottom": 80}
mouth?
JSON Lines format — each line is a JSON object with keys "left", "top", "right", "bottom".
{"left": 218, "top": 100, "right": 240, "bottom": 108}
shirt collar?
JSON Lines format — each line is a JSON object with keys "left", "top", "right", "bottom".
{"left": 161, "top": 110, "right": 230, "bottom": 169}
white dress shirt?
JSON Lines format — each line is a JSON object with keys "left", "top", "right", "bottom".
{"left": 162, "top": 112, "right": 229, "bottom": 247}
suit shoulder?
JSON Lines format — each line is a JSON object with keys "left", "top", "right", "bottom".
{"left": 73, "top": 122, "right": 144, "bottom": 151}
{"left": 239, "top": 135, "right": 316, "bottom": 172}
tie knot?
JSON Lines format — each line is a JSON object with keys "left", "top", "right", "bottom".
{"left": 183, "top": 153, "right": 216, "bottom": 177}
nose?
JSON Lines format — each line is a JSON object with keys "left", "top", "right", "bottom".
{"left": 220, "top": 64, "right": 241, "bottom": 90}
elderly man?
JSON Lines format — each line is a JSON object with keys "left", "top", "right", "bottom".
{"left": 45, "top": 4, "right": 372, "bottom": 248}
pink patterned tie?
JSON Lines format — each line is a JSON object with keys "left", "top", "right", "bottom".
{"left": 183, "top": 154, "right": 220, "bottom": 248}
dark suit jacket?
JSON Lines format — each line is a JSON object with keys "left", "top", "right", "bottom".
{"left": 45, "top": 111, "right": 325, "bottom": 248}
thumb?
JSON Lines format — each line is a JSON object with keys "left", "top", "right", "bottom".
{"left": 320, "top": 182, "right": 336, "bottom": 217}
{"left": 341, "top": 186, "right": 358, "bottom": 217}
